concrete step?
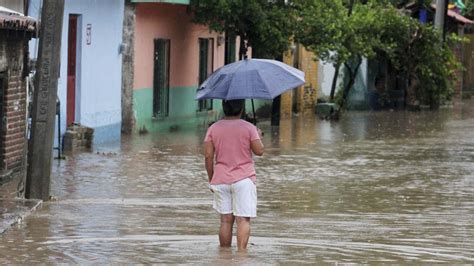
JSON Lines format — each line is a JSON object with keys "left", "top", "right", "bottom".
{"left": 0, "top": 199, "right": 42, "bottom": 235}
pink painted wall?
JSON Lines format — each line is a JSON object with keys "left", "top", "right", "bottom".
{"left": 134, "top": 3, "right": 225, "bottom": 89}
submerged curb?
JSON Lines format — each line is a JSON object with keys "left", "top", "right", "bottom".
{"left": 0, "top": 199, "right": 42, "bottom": 235}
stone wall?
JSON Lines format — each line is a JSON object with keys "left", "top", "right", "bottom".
{"left": 63, "top": 124, "right": 93, "bottom": 152}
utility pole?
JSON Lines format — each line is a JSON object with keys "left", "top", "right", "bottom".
{"left": 435, "top": 0, "right": 447, "bottom": 40}
{"left": 25, "top": 0, "right": 65, "bottom": 201}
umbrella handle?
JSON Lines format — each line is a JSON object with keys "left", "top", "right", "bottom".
{"left": 251, "top": 99, "right": 257, "bottom": 126}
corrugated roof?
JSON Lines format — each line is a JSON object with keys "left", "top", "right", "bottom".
{"left": 447, "top": 9, "right": 474, "bottom": 24}
{"left": 0, "top": 5, "right": 37, "bottom": 33}
{"left": 430, "top": 3, "right": 474, "bottom": 24}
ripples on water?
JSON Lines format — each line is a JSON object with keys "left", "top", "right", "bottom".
{"left": 0, "top": 102, "right": 473, "bottom": 263}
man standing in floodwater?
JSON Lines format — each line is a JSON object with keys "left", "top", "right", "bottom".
{"left": 204, "top": 99, "right": 264, "bottom": 251}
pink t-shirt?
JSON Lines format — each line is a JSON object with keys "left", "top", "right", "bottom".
{"left": 204, "top": 119, "right": 260, "bottom": 185}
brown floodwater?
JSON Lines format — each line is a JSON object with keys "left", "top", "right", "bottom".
{"left": 0, "top": 101, "right": 473, "bottom": 263}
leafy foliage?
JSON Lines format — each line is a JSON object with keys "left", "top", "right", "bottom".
{"left": 462, "top": 0, "right": 474, "bottom": 18}
{"left": 189, "top": 0, "right": 297, "bottom": 59}
{"left": 295, "top": 1, "right": 386, "bottom": 108}
{"left": 190, "top": 0, "right": 460, "bottom": 108}
{"left": 295, "top": 0, "right": 459, "bottom": 108}
{"left": 375, "top": 7, "right": 459, "bottom": 106}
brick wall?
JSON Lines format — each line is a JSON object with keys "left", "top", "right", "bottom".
{"left": 0, "top": 32, "right": 28, "bottom": 197}
{"left": 3, "top": 70, "right": 27, "bottom": 171}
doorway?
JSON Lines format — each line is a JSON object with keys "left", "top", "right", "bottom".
{"left": 198, "top": 38, "right": 214, "bottom": 111}
{"left": 67, "top": 14, "right": 79, "bottom": 126}
{"left": 153, "top": 38, "right": 170, "bottom": 118}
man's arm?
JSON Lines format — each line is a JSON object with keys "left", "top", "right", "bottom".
{"left": 204, "top": 141, "right": 215, "bottom": 182}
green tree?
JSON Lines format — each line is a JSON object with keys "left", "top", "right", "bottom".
{"left": 375, "top": 7, "right": 459, "bottom": 108}
{"left": 295, "top": 0, "right": 458, "bottom": 110}
{"left": 189, "top": 0, "right": 297, "bottom": 59}
{"left": 295, "top": 0, "right": 383, "bottom": 109}
{"left": 462, "top": 0, "right": 474, "bottom": 18}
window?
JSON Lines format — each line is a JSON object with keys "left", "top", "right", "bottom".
{"left": 225, "top": 33, "right": 236, "bottom": 65}
{"left": 198, "top": 38, "right": 214, "bottom": 111}
{"left": 153, "top": 39, "right": 170, "bottom": 118}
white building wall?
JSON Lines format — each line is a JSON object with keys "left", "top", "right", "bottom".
{"left": 318, "top": 61, "right": 337, "bottom": 98}
{"left": 29, "top": 0, "right": 124, "bottom": 145}
{"left": 318, "top": 58, "right": 369, "bottom": 104}
{"left": 0, "top": 0, "right": 24, "bottom": 14}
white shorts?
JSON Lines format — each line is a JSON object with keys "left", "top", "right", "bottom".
{"left": 210, "top": 178, "right": 257, "bottom": 218}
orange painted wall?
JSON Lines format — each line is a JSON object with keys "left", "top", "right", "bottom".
{"left": 134, "top": 3, "right": 225, "bottom": 89}
{"left": 281, "top": 43, "right": 318, "bottom": 117}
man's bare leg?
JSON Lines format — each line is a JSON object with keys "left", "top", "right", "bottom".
{"left": 236, "top": 216, "right": 251, "bottom": 250}
{"left": 219, "top": 214, "right": 235, "bottom": 247}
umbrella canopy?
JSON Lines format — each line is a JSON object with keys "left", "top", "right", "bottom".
{"left": 195, "top": 58, "right": 305, "bottom": 100}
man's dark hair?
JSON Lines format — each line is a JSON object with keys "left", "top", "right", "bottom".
{"left": 222, "top": 99, "right": 245, "bottom": 116}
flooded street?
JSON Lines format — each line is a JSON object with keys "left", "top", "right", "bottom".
{"left": 1, "top": 101, "right": 473, "bottom": 263}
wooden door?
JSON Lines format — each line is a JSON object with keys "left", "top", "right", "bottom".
{"left": 67, "top": 15, "right": 78, "bottom": 126}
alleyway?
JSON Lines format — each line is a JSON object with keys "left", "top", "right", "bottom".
{"left": 0, "top": 101, "right": 473, "bottom": 263}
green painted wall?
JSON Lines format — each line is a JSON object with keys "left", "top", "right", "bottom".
{"left": 133, "top": 86, "right": 270, "bottom": 132}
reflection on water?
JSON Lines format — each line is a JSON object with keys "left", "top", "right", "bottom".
{"left": 1, "top": 101, "right": 473, "bottom": 263}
